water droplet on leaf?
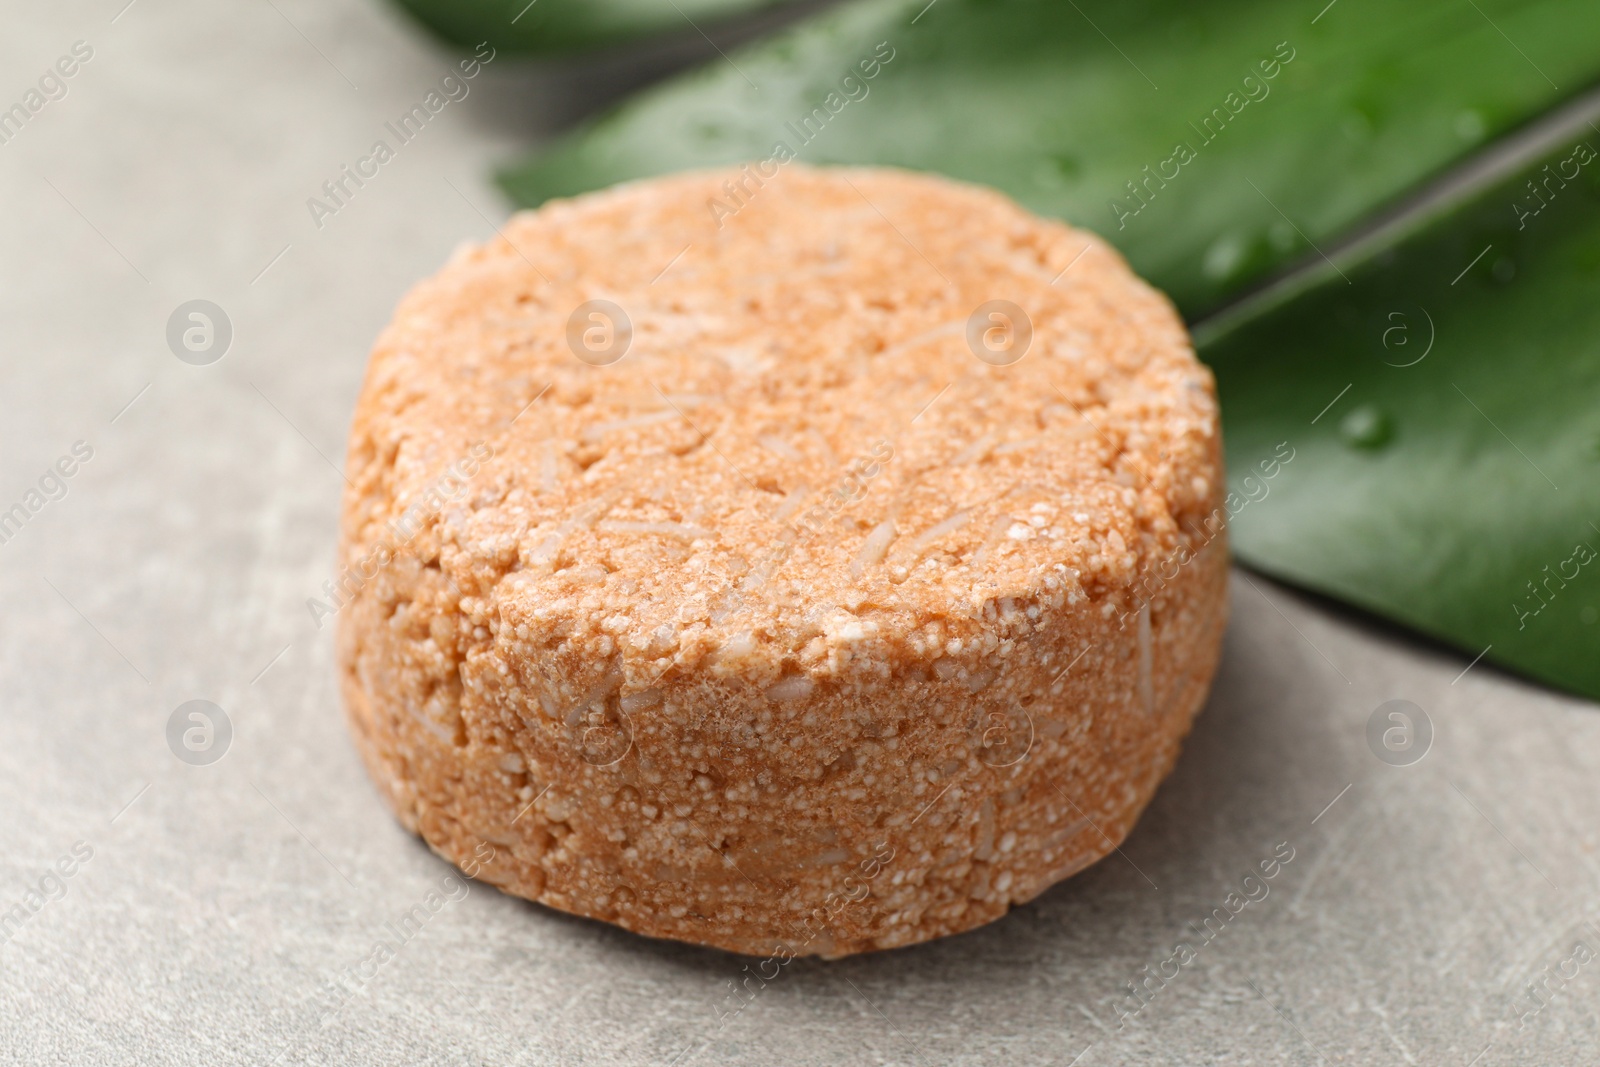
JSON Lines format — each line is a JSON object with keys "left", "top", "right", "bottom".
{"left": 1340, "top": 404, "right": 1393, "bottom": 450}
{"left": 1035, "top": 153, "right": 1082, "bottom": 188}
{"left": 1454, "top": 109, "right": 1486, "bottom": 141}
{"left": 1203, "top": 232, "right": 1248, "bottom": 282}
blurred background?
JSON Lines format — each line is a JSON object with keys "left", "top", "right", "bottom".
{"left": 2, "top": 1, "right": 1598, "bottom": 1064}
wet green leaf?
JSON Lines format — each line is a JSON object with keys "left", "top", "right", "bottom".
{"left": 388, "top": 0, "right": 806, "bottom": 56}
{"left": 499, "top": 0, "right": 1600, "bottom": 317}
{"left": 1204, "top": 128, "right": 1600, "bottom": 699}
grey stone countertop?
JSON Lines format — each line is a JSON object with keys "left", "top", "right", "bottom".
{"left": 1, "top": 1, "right": 1597, "bottom": 1064}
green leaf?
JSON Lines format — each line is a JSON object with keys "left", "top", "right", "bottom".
{"left": 499, "top": 0, "right": 1600, "bottom": 318}
{"left": 387, "top": 0, "right": 807, "bottom": 56}
{"left": 1203, "top": 125, "right": 1600, "bottom": 699}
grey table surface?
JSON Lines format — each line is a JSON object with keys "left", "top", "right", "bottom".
{"left": 3, "top": 1, "right": 1599, "bottom": 1064}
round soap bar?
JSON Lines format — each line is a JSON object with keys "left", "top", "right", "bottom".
{"left": 337, "top": 165, "right": 1227, "bottom": 957}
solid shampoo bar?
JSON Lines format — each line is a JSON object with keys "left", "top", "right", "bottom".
{"left": 337, "top": 165, "right": 1228, "bottom": 956}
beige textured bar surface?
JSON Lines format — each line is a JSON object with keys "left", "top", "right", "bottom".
{"left": 338, "top": 166, "right": 1227, "bottom": 955}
